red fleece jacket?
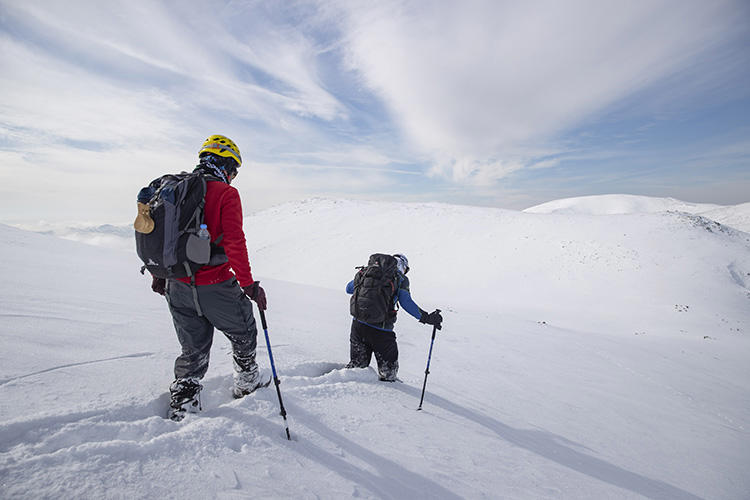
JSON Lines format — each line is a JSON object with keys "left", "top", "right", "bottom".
{"left": 177, "top": 180, "right": 254, "bottom": 287}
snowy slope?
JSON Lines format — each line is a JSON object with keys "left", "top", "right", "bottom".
{"left": 523, "top": 194, "right": 723, "bottom": 215}
{"left": 700, "top": 202, "right": 750, "bottom": 234}
{"left": 245, "top": 199, "right": 749, "bottom": 339}
{"left": 1, "top": 198, "right": 750, "bottom": 499}
{"left": 523, "top": 194, "right": 750, "bottom": 233}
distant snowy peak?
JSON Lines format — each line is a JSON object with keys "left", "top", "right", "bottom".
{"left": 523, "top": 194, "right": 750, "bottom": 233}
{"left": 8, "top": 221, "right": 133, "bottom": 252}
{"left": 523, "top": 194, "right": 722, "bottom": 215}
{"left": 699, "top": 202, "right": 750, "bottom": 234}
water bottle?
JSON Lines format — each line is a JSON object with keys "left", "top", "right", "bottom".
{"left": 187, "top": 223, "right": 211, "bottom": 264}
{"left": 197, "top": 223, "right": 210, "bottom": 240}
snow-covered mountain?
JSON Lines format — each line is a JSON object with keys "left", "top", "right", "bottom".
{"left": 6, "top": 221, "right": 135, "bottom": 252}
{"left": 244, "top": 198, "right": 749, "bottom": 339}
{"left": 699, "top": 202, "right": 750, "bottom": 234}
{"left": 1, "top": 198, "right": 749, "bottom": 499}
{"left": 524, "top": 194, "right": 750, "bottom": 233}
{"left": 12, "top": 194, "right": 750, "bottom": 251}
{"left": 523, "top": 194, "right": 723, "bottom": 215}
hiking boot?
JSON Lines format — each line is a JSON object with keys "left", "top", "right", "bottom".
{"left": 232, "top": 353, "right": 263, "bottom": 398}
{"left": 233, "top": 364, "right": 273, "bottom": 398}
{"left": 377, "top": 360, "right": 399, "bottom": 382}
{"left": 167, "top": 378, "right": 202, "bottom": 422}
{"left": 345, "top": 360, "right": 369, "bottom": 369}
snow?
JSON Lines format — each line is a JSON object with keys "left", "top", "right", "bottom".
{"left": 523, "top": 194, "right": 723, "bottom": 215}
{"left": 523, "top": 194, "right": 750, "bottom": 234}
{"left": 700, "top": 202, "right": 750, "bottom": 235}
{"left": 2, "top": 196, "right": 750, "bottom": 499}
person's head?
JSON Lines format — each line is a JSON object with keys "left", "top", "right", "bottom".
{"left": 393, "top": 253, "right": 409, "bottom": 274}
{"left": 198, "top": 135, "right": 242, "bottom": 182}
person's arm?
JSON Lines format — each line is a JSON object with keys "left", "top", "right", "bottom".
{"left": 397, "top": 287, "right": 423, "bottom": 320}
{"left": 220, "top": 187, "right": 254, "bottom": 287}
{"left": 398, "top": 276, "right": 443, "bottom": 328}
{"left": 396, "top": 276, "right": 422, "bottom": 320}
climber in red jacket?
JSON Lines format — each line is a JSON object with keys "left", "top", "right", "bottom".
{"left": 150, "top": 134, "right": 268, "bottom": 421}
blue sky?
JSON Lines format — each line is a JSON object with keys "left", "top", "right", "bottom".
{"left": 1, "top": 0, "right": 748, "bottom": 223}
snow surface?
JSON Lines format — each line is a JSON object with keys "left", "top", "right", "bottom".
{"left": 524, "top": 194, "right": 750, "bottom": 234}
{"left": 523, "top": 194, "right": 723, "bottom": 215}
{"left": 2, "top": 197, "right": 750, "bottom": 499}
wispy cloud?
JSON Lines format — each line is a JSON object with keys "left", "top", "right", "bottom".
{"left": 0, "top": 0, "right": 748, "bottom": 223}
{"left": 0, "top": 1, "right": 360, "bottom": 220}
{"left": 1, "top": 1, "right": 348, "bottom": 139}
{"left": 329, "top": 0, "right": 748, "bottom": 183}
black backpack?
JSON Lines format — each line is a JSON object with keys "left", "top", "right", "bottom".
{"left": 134, "top": 171, "right": 224, "bottom": 279}
{"left": 350, "top": 253, "right": 401, "bottom": 325}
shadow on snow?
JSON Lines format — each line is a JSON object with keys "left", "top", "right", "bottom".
{"left": 392, "top": 383, "right": 704, "bottom": 500}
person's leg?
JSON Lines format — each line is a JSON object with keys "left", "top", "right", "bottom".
{"left": 166, "top": 280, "right": 214, "bottom": 380}
{"left": 165, "top": 280, "right": 213, "bottom": 419}
{"left": 371, "top": 330, "right": 399, "bottom": 381}
{"left": 199, "top": 279, "right": 261, "bottom": 394}
{"left": 346, "top": 320, "right": 373, "bottom": 369}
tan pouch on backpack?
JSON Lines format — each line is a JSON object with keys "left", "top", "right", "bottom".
{"left": 134, "top": 202, "right": 155, "bottom": 234}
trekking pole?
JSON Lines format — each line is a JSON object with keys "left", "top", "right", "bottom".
{"left": 417, "top": 309, "right": 441, "bottom": 411}
{"left": 258, "top": 308, "right": 291, "bottom": 440}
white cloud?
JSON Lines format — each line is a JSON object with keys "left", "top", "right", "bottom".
{"left": 330, "top": 0, "right": 745, "bottom": 184}
{"left": 0, "top": 1, "right": 347, "bottom": 138}
{"left": 0, "top": 1, "right": 360, "bottom": 222}
{"left": 429, "top": 156, "right": 524, "bottom": 185}
{"left": 0, "top": 54, "right": 181, "bottom": 150}
{"left": 0, "top": 0, "right": 747, "bottom": 223}
{"left": 234, "top": 159, "right": 408, "bottom": 214}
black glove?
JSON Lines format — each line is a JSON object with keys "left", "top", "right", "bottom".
{"left": 243, "top": 281, "right": 267, "bottom": 310}
{"left": 151, "top": 276, "right": 166, "bottom": 296}
{"left": 419, "top": 309, "right": 443, "bottom": 330}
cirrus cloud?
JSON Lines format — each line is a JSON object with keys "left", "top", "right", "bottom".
{"left": 329, "top": 0, "right": 748, "bottom": 183}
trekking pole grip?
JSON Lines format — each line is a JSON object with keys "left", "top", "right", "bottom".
{"left": 256, "top": 282, "right": 268, "bottom": 330}
{"left": 430, "top": 309, "right": 441, "bottom": 338}
{"left": 259, "top": 308, "right": 268, "bottom": 330}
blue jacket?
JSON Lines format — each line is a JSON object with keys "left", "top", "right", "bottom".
{"left": 346, "top": 274, "right": 422, "bottom": 332}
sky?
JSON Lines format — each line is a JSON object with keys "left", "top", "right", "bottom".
{"left": 1, "top": 0, "right": 749, "bottom": 223}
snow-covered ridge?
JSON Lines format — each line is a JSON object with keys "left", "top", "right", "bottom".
{"left": 523, "top": 193, "right": 722, "bottom": 214}
{"left": 10, "top": 194, "right": 748, "bottom": 336}
{"left": 523, "top": 194, "right": 750, "bottom": 233}
{"left": 8, "top": 195, "right": 750, "bottom": 252}
{"left": 244, "top": 197, "right": 750, "bottom": 337}
{"left": 699, "top": 202, "right": 750, "bottom": 233}
{"left": 7, "top": 221, "right": 134, "bottom": 251}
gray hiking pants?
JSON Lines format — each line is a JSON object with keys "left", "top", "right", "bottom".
{"left": 165, "top": 278, "right": 258, "bottom": 380}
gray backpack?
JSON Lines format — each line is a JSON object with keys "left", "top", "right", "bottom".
{"left": 134, "top": 172, "right": 224, "bottom": 279}
{"left": 350, "top": 253, "right": 401, "bottom": 326}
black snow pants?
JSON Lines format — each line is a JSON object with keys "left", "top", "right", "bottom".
{"left": 165, "top": 278, "right": 258, "bottom": 380}
{"left": 348, "top": 320, "right": 399, "bottom": 381}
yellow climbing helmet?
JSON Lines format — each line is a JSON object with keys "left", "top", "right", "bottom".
{"left": 198, "top": 134, "right": 242, "bottom": 166}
